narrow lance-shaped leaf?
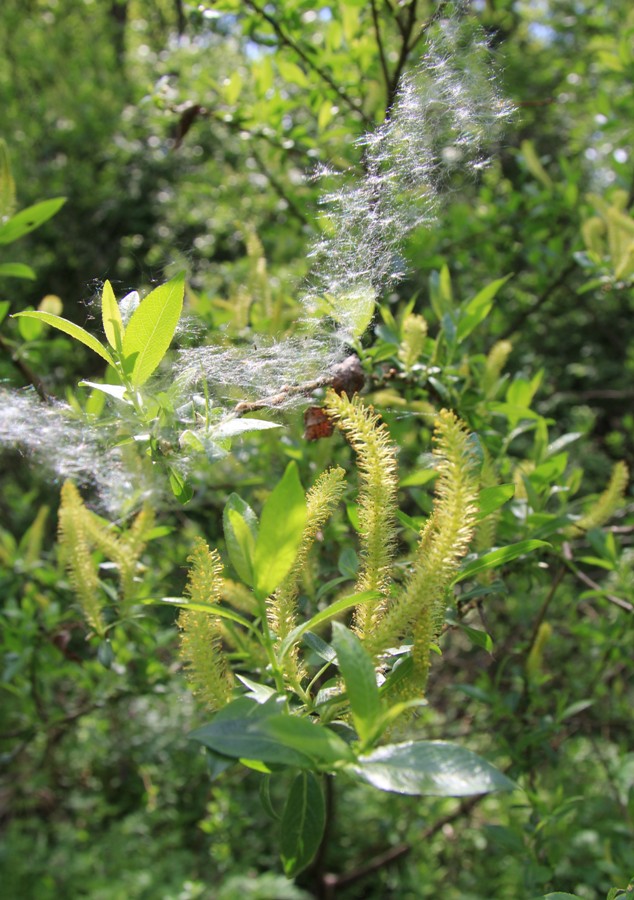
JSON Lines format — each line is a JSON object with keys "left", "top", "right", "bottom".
{"left": 0, "top": 197, "right": 66, "bottom": 244}
{"left": 121, "top": 272, "right": 185, "bottom": 386}
{"left": 11, "top": 311, "right": 116, "bottom": 367}
{"left": 223, "top": 494, "right": 258, "bottom": 586}
{"left": 0, "top": 262, "right": 36, "bottom": 280}
{"left": 331, "top": 622, "right": 382, "bottom": 746}
{"left": 453, "top": 540, "right": 550, "bottom": 583}
{"left": 351, "top": 740, "right": 515, "bottom": 796}
{"left": 280, "top": 772, "right": 326, "bottom": 878}
{"left": 253, "top": 462, "right": 307, "bottom": 598}
{"left": 101, "top": 280, "right": 124, "bottom": 351}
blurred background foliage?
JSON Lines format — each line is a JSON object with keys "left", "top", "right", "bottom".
{"left": 1, "top": 1, "right": 633, "bottom": 898}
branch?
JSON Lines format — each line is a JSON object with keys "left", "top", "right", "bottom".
{"left": 320, "top": 794, "right": 482, "bottom": 895}
{"left": 0, "top": 331, "right": 50, "bottom": 402}
{"left": 370, "top": 0, "right": 391, "bottom": 104}
{"left": 562, "top": 543, "right": 633, "bottom": 613}
{"left": 243, "top": 0, "right": 372, "bottom": 126}
{"left": 499, "top": 258, "right": 577, "bottom": 340}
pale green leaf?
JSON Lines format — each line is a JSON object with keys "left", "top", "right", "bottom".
{"left": 101, "top": 280, "right": 124, "bottom": 351}
{"left": 457, "top": 275, "right": 512, "bottom": 343}
{"left": 0, "top": 262, "right": 36, "bottom": 280}
{"left": 223, "top": 494, "right": 258, "bottom": 586}
{"left": 253, "top": 462, "right": 307, "bottom": 597}
{"left": 0, "top": 197, "right": 66, "bottom": 245}
{"left": 122, "top": 272, "right": 185, "bottom": 386}
{"left": 12, "top": 311, "right": 115, "bottom": 366}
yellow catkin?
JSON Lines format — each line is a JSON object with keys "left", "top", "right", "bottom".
{"left": 178, "top": 538, "right": 233, "bottom": 712}
{"left": 58, "top": 481, "right": 105, "bottom": 636}
{"left": 482, "top": 339, "right": 512, "bottom": 397}
{"left": 398, "top": 313, "right": 428, "bottom": 372}
{"left": 568, "top": 461, "right": 629, "bottom": 535}
{"left": 367, "top": 411, "right": 479, "bottom": 697}
{"left": 324, "top": 391, "right": 399, "bottom": 638}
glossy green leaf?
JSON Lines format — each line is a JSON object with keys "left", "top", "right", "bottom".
{"left": 263, "top": 715, "right": 355, "bottom": 766}
{"left": 477, "top": 484, "right": 515, "bottom": 520}
{"left": 223, "top": 493, "right": 258, "bottom": 586}
{"left": 454, "top": 540, "right": 550, "bottom": 583}
{"left": 101, "top": 279, "right": 124, "bottom": 350}
{"left": 331, "top": 623, "right": 382, "bottom": 745}
{"left": 280, "top": 772, "right": 326, "bottom": 878}
{"left": 253, "top": 462, "right": 307, "bottom": 598}
{"left": 11, "top": 311, "right": 115, "bottom": 366}
{"left": 351, "top": 740, "right": 515, "bottom": 796}
{"left": 0, "top": 197, "right": 66, "bottom": 244}
{"left": 189, "top": 712, "right": 313, "bottom": 769}
{"left": 121, "top": 272, "right": 185, "bottom": 386}
{"left": 0, "top": 262, "right": 36, "bottom": 280}
{"left": 457, "top": 275, "right": 512, "bottom": 342}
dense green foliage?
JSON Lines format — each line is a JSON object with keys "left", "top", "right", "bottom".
{"left": 1, "top": 2, "right": 633, "bottom": 898}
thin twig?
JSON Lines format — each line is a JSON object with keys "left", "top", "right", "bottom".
{"left": 242, "top": 0, "right": 371, "bottom": 126}
{"left": 250, "top": 145, "right": 311, "bottom": 227}
{"left": 0, "top": 332, "right": 49, "bottom": 402}
{"left": 370, "top": 0, "right": 391, "bottom": 104}
{"left": 320, "top": 794, "right": 482, "bottom": 894}
{"left": 500, "top": 259, "right": 577, "bottom": 340}
{"left": 561, "top": 544, "right": 633, "bottom": 613}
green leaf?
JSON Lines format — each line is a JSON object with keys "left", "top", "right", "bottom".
{"left": 280, "top": 772, "right": 326, "bottom": 878}
{"left": 351, "top": 740, "right": 515, "bottom": 796}
{"left": 0, "top": 197, "right": 66, "bottom": 244}
{"left": 263, "top": 716, "right": 355, "bottom": 766}
{"left": 477, "top": 484, "right": 515, "bottom": 520}
{"left": 121, "top": 272, "right": 185, "bottom": 386}
{"left": 253, "top": 462, "right": 307, "bottom": 597}
{"left": 11, "top": 311, "right": 115, "bottom": 366}
{"left": 458, "top": 624, "right": 493, "bottom": 653}
{"left": 278, "top": 590, "right": 380, "bottom": 660}
{"left": 331, "top": 623, "right": 382, "bottom": 746}
{"left": 457, "top": 275, "right": 512, "bottom": 342}
{"left": 223, "top": 493, "right": 258, "bottom": 586}
{"left": 189, "top": 712, "right": 314, "bottom": 769}
{"left": 0, "top": 262, "right": 36, "bottom": 280}
{"left": 540, "top": 895, "right": 584, "bottom": 899}
{"left": 18, "top": 312, "right": 43, "bottom": 341}
{"left": 214, "top": 417, "right": 282, "bottom": 438}
{"left": 159, "top": 598, "right": 256, "bottom": 633}
{"left": 168, "top": 466, "right": 193, "bottom": 504}
{"left": 0, "top": 300, "right": 10, "bottom": 325}
{"left": 101, "top": 280, "right": 124, "bottom": 351}
{"left": 454, "top": 540, "right": 550, "bottom": 583}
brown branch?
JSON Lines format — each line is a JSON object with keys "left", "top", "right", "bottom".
{"left": 250, "top": 145, "right": 311, "bottom": 228}
{"left": 320, "top": 794, "right": 482, "bottom": 895}
{"left": 242, "top": 0, "right": 371, "bottom": 126}
{"left": 0, "top": 332, "right": 49, "bottom": 402}
{"left": 370, "top": 0, "right": 391, "bottom": 105}
{"left": 500, "top": 258, "right": 577, "bottom": 340}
